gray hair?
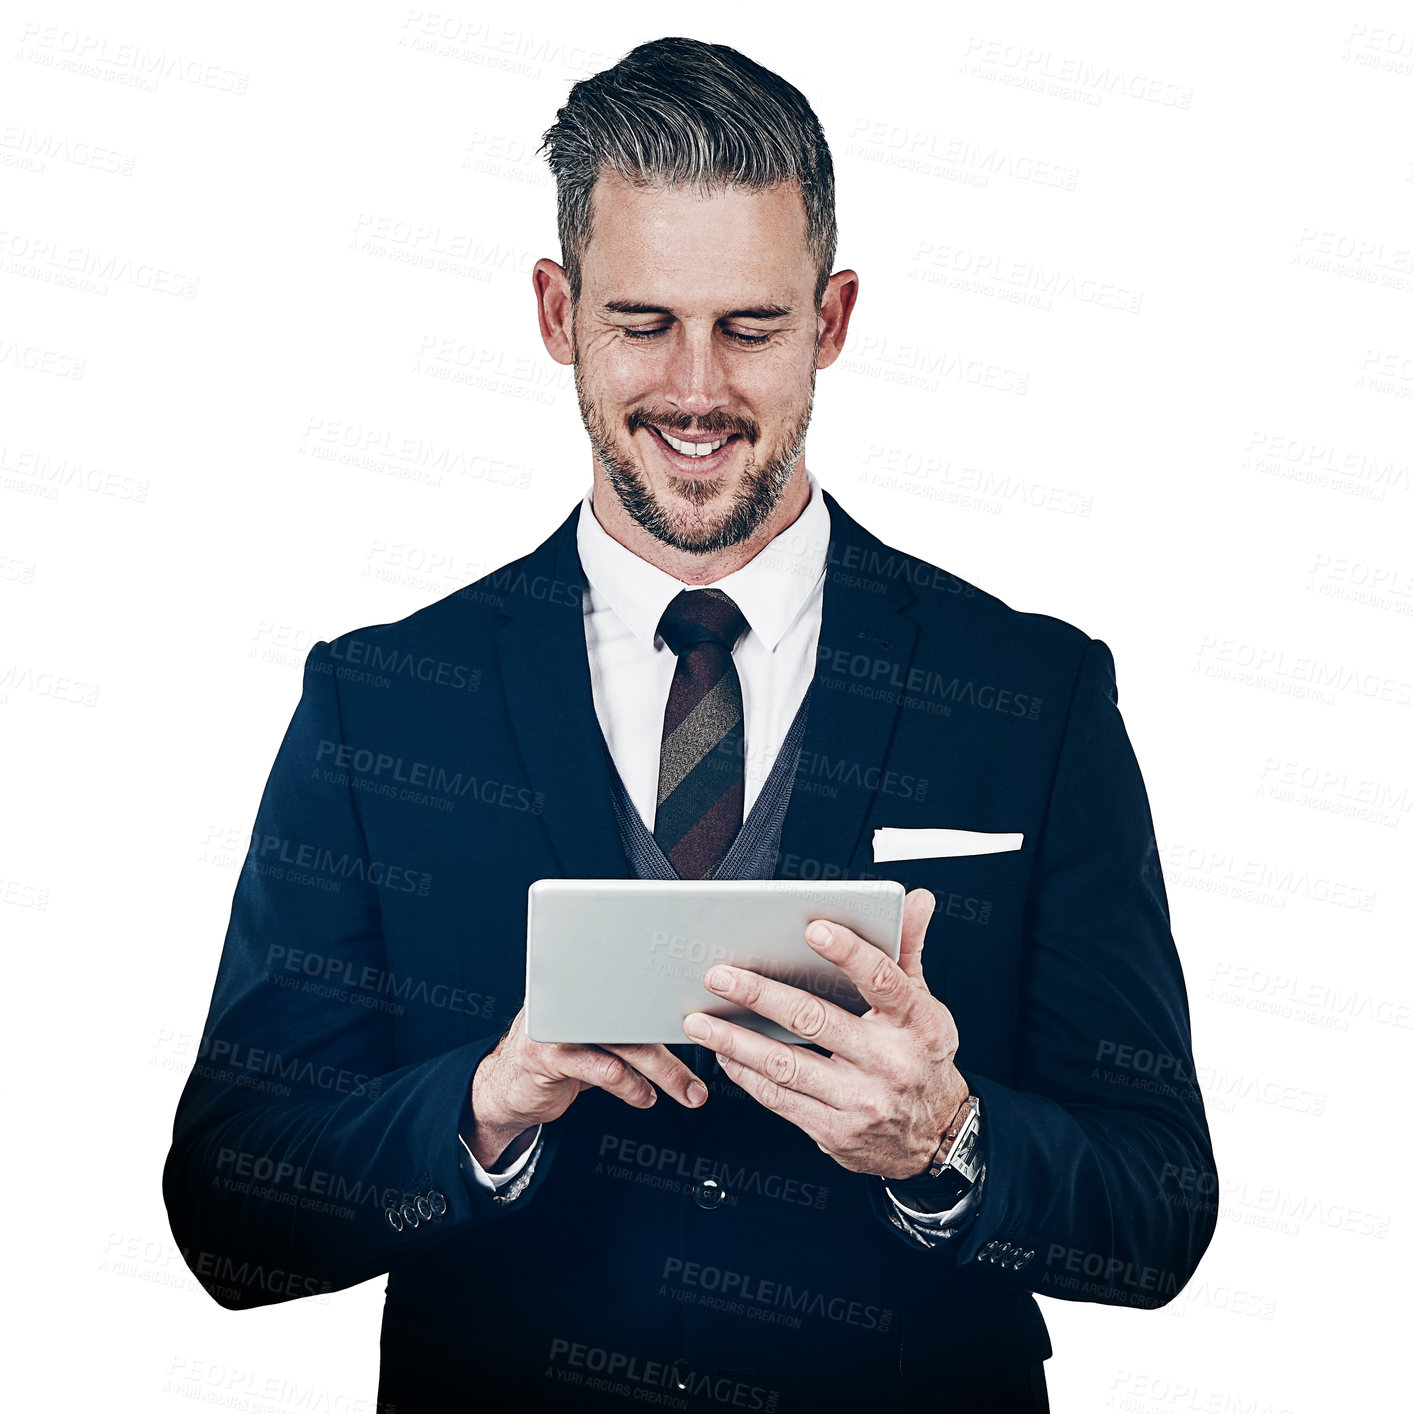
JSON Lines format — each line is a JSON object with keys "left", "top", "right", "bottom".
{"left": 539, "top": 36, "right": 837, "bottom": 309}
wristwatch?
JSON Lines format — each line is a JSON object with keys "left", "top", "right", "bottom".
{"left": 885, "top": 1094, "right": 982, "bottom": 1211}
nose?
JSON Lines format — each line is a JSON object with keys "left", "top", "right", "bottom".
{"left": 663, "top": 322, "right": 728, "bottom": 419}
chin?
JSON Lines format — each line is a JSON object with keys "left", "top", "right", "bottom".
{"left": 659, "top": 468, "right": 735, "bottom": 503}
{"left": 653, "top": 485, "right": 736, "bottom": 533}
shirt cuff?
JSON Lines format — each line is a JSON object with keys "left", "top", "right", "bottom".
{"left": 460, "top": 1125, "right": 543, "bottom": 1191}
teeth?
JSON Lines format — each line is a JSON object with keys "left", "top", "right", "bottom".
{"left": 659, "top": 430, "right": 728, "bottom": 457}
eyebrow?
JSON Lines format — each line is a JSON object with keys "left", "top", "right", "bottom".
{"left": 601, "top": 299, "right": 793, "bottom": 320}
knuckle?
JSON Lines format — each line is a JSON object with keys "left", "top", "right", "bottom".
{"left": 869, "top": 956, "right": 900, "bottom": 996}
{"left": 791, "top": 997, "right": 829, "bottom": 1038}
{"left": 758, "top": 1078, "right": 785, "bottom": 1109}
{"left": 764, "top": 1048, "right": 798, "bottom": 1085}
{"left": 597, "top": 1054, "right": 626, "bottom": 1085}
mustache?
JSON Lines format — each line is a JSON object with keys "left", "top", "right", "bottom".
{"left": 627, "top": 409, "right": 759, "bottom": 443}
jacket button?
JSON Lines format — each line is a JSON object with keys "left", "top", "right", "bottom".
{"left": 400, "top": 1202, "right": 420, "bottom": 1229}
{"left": 415, "top": 1195, "right": 433, "bottom": 1221}
{"left": 693, "top": 1177, "right": 727, "bottom": 1210}
{"left": 428, "top": 1190, "right": 447, "bottom": 1217}
{"left": 385, "top": 1207, "right": 404, "bottom": 1233}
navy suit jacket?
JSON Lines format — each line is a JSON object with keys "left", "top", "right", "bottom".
{"left": 164, "top": 488, "right": 1216, "bottom": 1412}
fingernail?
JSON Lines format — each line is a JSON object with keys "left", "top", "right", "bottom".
{"left": 807, "top": 922, "right": 832, "bottom": 947}
{"left": 643, "top": 1087, "right": 658, "bottom": 1106}
{"left": 685, "top": 1015, "right": 710, "bottom": 1040}
{"left": 686, "top": 1081, "right": 708, "bottom": 1106}
{"left": 705, "top": 968, "right": 731, "bottom": 992}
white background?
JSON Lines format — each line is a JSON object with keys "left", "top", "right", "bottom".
{"left": 4, "top": 3, "right": 1409, "bottom": 1410}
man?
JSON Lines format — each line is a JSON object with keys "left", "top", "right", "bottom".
{"left": 165, "top": 36, "right": 1217, "bottom": 1414}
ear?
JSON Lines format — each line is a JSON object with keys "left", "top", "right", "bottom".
{"left": 533, "top": 258, "right": 575, "bottom": 365}
{"left": 813, "top": 269, "right": 860, "bottom": 371}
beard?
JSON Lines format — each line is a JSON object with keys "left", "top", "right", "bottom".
{"left": 573, "top": 341, "right": 816, "bottom": 555}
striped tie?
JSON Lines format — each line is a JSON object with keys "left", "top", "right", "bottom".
{"left": 652, "top": 588, "right": 748, "bottom": 880}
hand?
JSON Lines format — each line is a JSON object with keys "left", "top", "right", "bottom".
{"left": 468, "top": 1007, "right": 709, "bottom": 1167}
{"left": 681, "top": 888, "right": 969, "bottom": 1180}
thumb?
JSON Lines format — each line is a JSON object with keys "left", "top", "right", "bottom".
{"left": 896, "top": 888, "right": 936, "bottom": 982}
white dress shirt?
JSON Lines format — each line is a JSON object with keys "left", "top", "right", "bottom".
{"left": 578, "top": 469, "right": 830, "bottom": 826}
{"left": 460, "top": 471, "right": 976, "bottom": 1233}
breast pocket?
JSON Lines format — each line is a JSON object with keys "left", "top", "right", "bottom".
{"left": 873, "top": 848, "right": 1032, "bottom": 930}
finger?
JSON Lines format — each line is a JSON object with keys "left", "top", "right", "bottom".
{"left": 682, "top": 1013, "right": 847, "bottom": 1108}
{"left": 603, "top": 1042, "right": 709, "bottom": 1108}
{"left": 895, "top": 888, "right": 937, "bottom": 983}
{"left": 701, "top": 966, "right": 872, "bottom": 1061}
{"left": 547, "top": 1044, "right": 662, "bottom": 1109}
{"left": 802, "top": 916, "right": 920, "bottom": 1024}
{"left": 714, "top": 1051, "right": 836, "bottom": 1143}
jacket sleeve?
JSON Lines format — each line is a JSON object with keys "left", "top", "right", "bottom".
{"left": 162, "top": 642, "right": 558, "bottom": 1310}
{"left": 870, "top": 636, "right": 1218, "bottom": 1308}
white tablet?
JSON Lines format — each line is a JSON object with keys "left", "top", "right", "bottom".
{"left": 524, "top": 878, "right": 905, "bottom": 1044}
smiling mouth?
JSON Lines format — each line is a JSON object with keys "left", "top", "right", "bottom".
{"left": 645, "top": 424, "right": 743, "bottom": 463}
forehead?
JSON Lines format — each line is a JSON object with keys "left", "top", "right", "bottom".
{"left": 582, "top": 171, "right": 814, "bottom": 306}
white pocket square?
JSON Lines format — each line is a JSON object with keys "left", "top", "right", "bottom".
{"left": 872, "top": 827, "right": 1024, "bottom": 863}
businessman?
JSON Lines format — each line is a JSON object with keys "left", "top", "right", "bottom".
{"left": 165, "top": 37, "right": 1217, "bottom": 1414}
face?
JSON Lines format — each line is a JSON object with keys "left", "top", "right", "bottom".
{"left": 567, "top": 174, "right": 825, "bottom": 554}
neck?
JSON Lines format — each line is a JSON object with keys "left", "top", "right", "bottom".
{"left": 589, "top": 463, "right": 812, "bottom": 584}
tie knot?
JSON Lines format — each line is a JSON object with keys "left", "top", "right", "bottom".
{"left": 657, "top": 587, "right": 747, "bottom": 656}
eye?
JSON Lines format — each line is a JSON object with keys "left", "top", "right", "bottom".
{"left": 619, "top": 325, "right": 772, "bottom": 345}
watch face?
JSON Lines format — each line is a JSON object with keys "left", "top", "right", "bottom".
{"left": 943, "top": 1099, "right": 982, "bottom": 1180}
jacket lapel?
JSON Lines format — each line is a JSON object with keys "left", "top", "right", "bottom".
{"left": 775, "top": 490, "right": 922, "bottom": 878}
{"left": 493, "top": 505, "right": 631, "bottom": 880}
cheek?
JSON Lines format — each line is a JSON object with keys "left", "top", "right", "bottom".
{"left": 737, "top": 354, "right": 812, "bottom": 420}
{"left": 752, "top": 337, "right": 814, "bottom": 382}
{"left": 591, "top": 349, "right": 663, "bottom": 406}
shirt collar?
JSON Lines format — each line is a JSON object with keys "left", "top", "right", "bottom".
{"left": 575, "top": 470, "right": 830, "bottom": 653}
